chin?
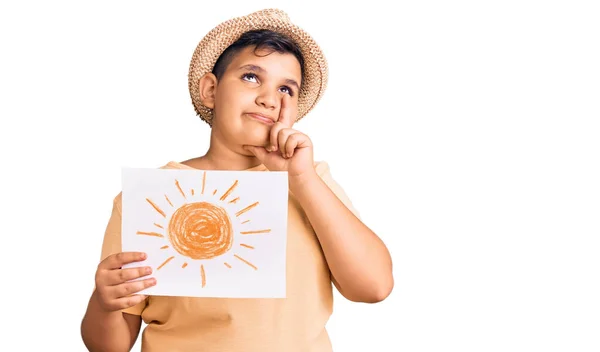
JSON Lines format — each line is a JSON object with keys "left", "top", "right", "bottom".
{"left": 238, "top": 128, "right": 269, "bottom": 148}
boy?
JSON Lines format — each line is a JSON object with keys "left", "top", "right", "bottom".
{"left": 81, "top": 8, "right": 393, "bottom": 352}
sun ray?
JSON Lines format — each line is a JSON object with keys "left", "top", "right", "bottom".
{"left": 224, "top": 262, "right": 232, "bottom": 268}
{"left": 201, "top": 171, "right": 206, "bottom": 194}
{"left": 229, "top": 197, "right": 240, "bottom": 204}
{"left": 220, "top": 180, "right": 239, "bottom": 201}
{"left": 165, "top": 195, "right": 174, "bottom": 207}
{"left": 235, "top": 201, "right": 259, "bottom": 217}
{"left": 241, "top": 219, "right": 250, "bottom": 224}
{"left": 201, "top": 264, "right": 206, "bottom": 287}
{"left": 191, "top": 189, "right": 195, "bottom": 196}
{"left": 146, "top": 198, "right": 166, "bottom": 218}
{"left": 182, "top": 262, "right": 188, "bottom": 268}
{"left": 234, "top": 254, "right": 257, "bottom": 270}
{"left": 137, "top": 231, "right": 164, "bottom": 237}
{"left": 154, "top": 223, "right": 164, "bottom": 229}
{"left": 212, "top": 189, "right": 217, "bottom": 195}
{"left": 175, "top": 179, "right": 187, "bottom": 200}
{"left": 240, "top": 243, "right": 255, "bottom": 249}
{"left": 157, "top": 256, "right": 175, "bottom": 270}
{"left": 160, "top": 245, "right": 169, "bottom": 249}
{"left": 240, "top": 229, "right": 271, "bottom": 235}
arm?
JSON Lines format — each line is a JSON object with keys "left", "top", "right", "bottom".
{"left": 242, "top": 94, "right": 393, "bottom": 303}
{"left": 290, "top": 170, "right": 394, "bottom": 303}
{"left": 81, "top": 291, "right": 141, "bottom": 352}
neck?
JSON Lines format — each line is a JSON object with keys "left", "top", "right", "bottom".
{"left": 188, "top": 131, "right": 262, "bottom": 171}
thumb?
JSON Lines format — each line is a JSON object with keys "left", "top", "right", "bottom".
{"left": 243, "top": 145, "right": 269, "bottom": 160}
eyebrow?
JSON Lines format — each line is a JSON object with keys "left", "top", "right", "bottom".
{"left": 238, "top": 64, "right": 300, "bottom": 92}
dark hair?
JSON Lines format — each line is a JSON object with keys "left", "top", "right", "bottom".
{"left": 212, "top": 29, "right": 305, "bottom": 84}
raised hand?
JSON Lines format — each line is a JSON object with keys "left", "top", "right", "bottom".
{"left": 243, "top": 94, "right": 315, "bottom": 178}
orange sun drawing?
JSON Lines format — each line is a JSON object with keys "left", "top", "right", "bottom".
{"left": 136, "top": 171, "right": 271, "bottom": 288}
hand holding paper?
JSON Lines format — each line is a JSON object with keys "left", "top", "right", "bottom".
{"left": 94, "top": 252, "right": 156, "bottom": 311}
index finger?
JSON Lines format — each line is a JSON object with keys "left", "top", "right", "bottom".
{"left": 277, "top": 94, "right": 295, "bottom": 126}
{"left": 103, "top": 252, "right": 147, "bottom": 270}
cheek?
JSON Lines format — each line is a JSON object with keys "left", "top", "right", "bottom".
{"left": 217, "top": 86, "right": 255, "bottom": 109}
{"left": 286, "top": 106, "right": 300, "bottom": 127}
{"left": 214, "top": 89, "right": 254, "bottom": 126}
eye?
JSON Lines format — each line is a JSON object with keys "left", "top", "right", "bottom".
{"left": 241, "top": 73, "right": 258, "bottom": 83}
{"left": 279, "top": 86, "right": 294, "bottom": 97}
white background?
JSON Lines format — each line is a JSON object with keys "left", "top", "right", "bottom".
{"left": 1, "top": 0, "right": 598, "bottom": 351}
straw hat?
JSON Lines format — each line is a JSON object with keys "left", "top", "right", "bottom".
{"left": 188, "top": 8, "right": 328, "bottom": 126}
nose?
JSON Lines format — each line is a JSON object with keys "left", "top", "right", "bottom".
{"left": 255, "top": 88, "right": 278, "bottom": 110}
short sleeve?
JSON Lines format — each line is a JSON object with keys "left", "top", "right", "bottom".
{"left": 99, "top": 193, "right": 148, "bottom": 316}
{"left": 314, "top": 161, "right": 361, "bottom": 219}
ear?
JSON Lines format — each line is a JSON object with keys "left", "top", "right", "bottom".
{"left": 198, "top": 73, "right": 218, "bottom": 109}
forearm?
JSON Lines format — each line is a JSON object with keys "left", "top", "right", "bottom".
{"left": 290, "top": 172, "right": 393, "bottom": 303}
{"left": 81, "top": 290, "right": 135, "bottom": 352}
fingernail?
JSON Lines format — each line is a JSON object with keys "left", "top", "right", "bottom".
{"left": 146, "top": 267, "right": 152, "bottom": 274}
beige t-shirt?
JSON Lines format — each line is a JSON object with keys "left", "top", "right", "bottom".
{"left": 99, "top": 160, "right": 359, "bottom": 352}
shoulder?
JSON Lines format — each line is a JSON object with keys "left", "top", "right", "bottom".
{"left": 313, "top": 160, "right": 332, "bottom": 178}
{"left": 313, "top": 160, "right": 361, "bottom": 218}
{"left": 111, "top": 192, "right": 123, "bottom": 215}
{"left": 313, "top": 160, "right": 341, "bottom": 189}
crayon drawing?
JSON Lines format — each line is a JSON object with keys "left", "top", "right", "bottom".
{"left": 121, "top": 168, "right": 288, "bottom": 298}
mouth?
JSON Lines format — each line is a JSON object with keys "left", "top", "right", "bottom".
{"left": 246, "top": 113, "right": 275, "bottom": 125}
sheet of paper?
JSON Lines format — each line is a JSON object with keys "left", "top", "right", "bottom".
{"left": 121, "top": 167, "right": 288, "bottom": 298}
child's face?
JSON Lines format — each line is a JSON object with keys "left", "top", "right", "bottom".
{"left": 210, "top": 46, "right": 302, "bottom": 149}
